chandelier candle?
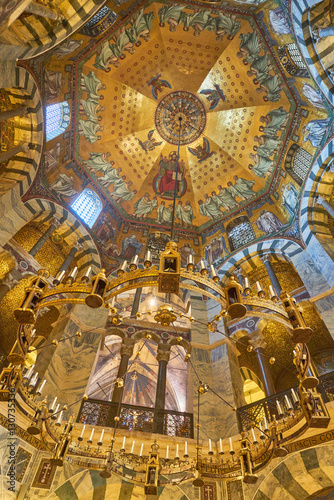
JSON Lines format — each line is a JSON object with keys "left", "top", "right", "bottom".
{"left": 139, "top": 443, "right": 143, "bottom": 457}
{"left": 55, "top": 410, "right": 63, "bottom": 427}
{"left": 291, "top": 388, "right": 299, "bottom": 404}
{"left": 176, "top": 444, "right": 179, "bottom": 459}
{"left": 88, "top": 428, "right": 94, "bottom": 444}
{"left": 49, "top": 396, "right": 57, "bottom": 412}
{"left": 229, "top": 437, "right": 234, "bottom": 454}
{"left": 209, "top": 439, "right": 212, "bottom": 453}
{"left": 36, "top": 379, "right": 46, "bottom": 395}
{"left": 166, "top": 445, "right": 169, "bottom": 460}
{"left": 219, "top": 438, "right": 223, "bottom": 454}
{"left": 98, "top": 429, "right": 105, "bottom": 446}
{"left": 81, "top": 266, "right": 92, "bottom": 283}
{"left": 78, "top": 424, "right": 85, "bottom": 441}
{"left": 184, "top": 442, "right": 188, "bottom": 457}
{"left": 285, "top": 395, "right": 293, "bottom": 411}
{"left": 130, "top": 440, "right": 135, "bottom": 454}
{"left": 121, "top": 436, "right": 126, "bottom": 451}
{"left": 251, "top": 428, "right": 258, "bottom": 444}
{"left": 51, "top": 404, "right": 60, "bottom": 420}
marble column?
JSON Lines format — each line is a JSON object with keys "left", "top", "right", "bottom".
{"left": 29, "top": 218, "right": 61, "bottom": 258}
{"left": 250, "top": 333, "right": 275, "bottom": 397}
{"left": 56, "top": 242, "right": 82, "bottom": 274}
{"left": 130, "top": 287, "right": 142, "bottom": 317}
{"left": 234, "top": 268, "right": 244, "bottom": 288}
{"left": 262, "top": 254, "right": 282, "bottom": 295}
{"left": 0, "top": 143, "right": 29, "bottom": 163}
{"left": 24, "top": 1, "right": 65, "bottom": 20}
{"left": 111, "top": 338, "right": 135, "bottom": 403}
{"left": 154, "top": 344, "right": 171, "bottom": 434}
{"left": 0, "top": 106, "right": 28, "bottom": 122}
{"left": 317, "top": 195, "right": 334, "bottom": 218}
{"left": 0, "top": 273, "right": 17, "bottom": 301}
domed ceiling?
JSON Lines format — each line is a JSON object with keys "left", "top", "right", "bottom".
{"left": 73, "top": 2, "right": 296, "bottom": 232}
{"left": 29, "top": 0, "right": 332, "bottom": 272}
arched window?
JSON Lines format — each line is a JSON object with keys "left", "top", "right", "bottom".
{"left": 285, "top": 144, "right": 313, "bottom": 186}
{"left": 293, "top": 147, "right": 313, "bottom": 181}
{"left": 80, "top": 6, "right": 117, "bottom": 37}
{"left": 46, "top": 101, "right": 70, "bottom": 142}
{"left": 226, "top": 216, "right": 255, "bottom": 251}
{"left": 286, "top": 43, "right": 306, "bottom": 69}
{"left": 71, "top": 189, "right": 102, "bottom": 227}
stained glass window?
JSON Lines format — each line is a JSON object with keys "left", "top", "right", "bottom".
{"left": 287, "top": 43, "right": 306, "bottom": 69}
{"left": 293, "top": 147, "right": 313, "bottom": 182}
{"left": 71, "top": 189, "right": 102, "bottom": 227}
{"left": 86, "top": 6, "right": 110, "bottom": 27}
{"left": 46, "top": 101, "right": 70, "bottom": 142}
{"left": 226, "top": 216, "right": 255, "bottom": 251}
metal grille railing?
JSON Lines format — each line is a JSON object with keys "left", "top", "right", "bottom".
{"left": 77, "top": 399, "right": 193, "bottom": 438}
{"left": 237, "top": 372, "right": 334, "bottom": 432}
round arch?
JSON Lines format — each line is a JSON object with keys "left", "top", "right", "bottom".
{"left": 9, "top": 198, "right": 102, "bottom": 274}
{"left": 302, "top": 142, "right": 334, "bottom": 260}
{"left": 0, "top": 66, "right": 43, "bottom": 198}
{"left": 46, "top": 468, "right": 191, "bottom": 499}
{"left": 217, "top": 237, "right": 304, "bottom": 284}
{"left": 253, "top": 444, "right": 334, "bottom": 499}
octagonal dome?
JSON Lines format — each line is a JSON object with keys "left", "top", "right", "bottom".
{"left": 73, "top": 2, "right": 297, "bottom": 233}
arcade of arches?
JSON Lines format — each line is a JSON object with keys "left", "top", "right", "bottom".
{"left": 0, "top": 0, "right": 333, "bottom": 499}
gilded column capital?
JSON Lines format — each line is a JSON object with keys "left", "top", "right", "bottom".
{"left": 157, "top": 345, "right": 171, "bottom": 363}
{"left": 120, "top": 338, "right": 135, "bottom": 357}
{"left": 249, "top": 332, "right": 267, "bottom": 351}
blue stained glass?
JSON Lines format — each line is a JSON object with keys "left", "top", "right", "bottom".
{"left": 46, "top": 101, "right": 70, "bottom": 141}
{"left": 71, "top": 189, "right": 102, "bottom": 228}
{"left": 85, "top": 6, "right": 110, "bottom": 27}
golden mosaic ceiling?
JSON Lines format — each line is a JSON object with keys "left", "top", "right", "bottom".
{"left": 73, "top": 1, "right": 297, "bottom": 233}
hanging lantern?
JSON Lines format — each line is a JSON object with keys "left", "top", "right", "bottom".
{"left": 144, "top": 441, "right": 160, "bottom": 495}
{"left": 27, "top": 398, "right": 48, "bottom": 435}
{"left": 14, "top": 270, "right": 49, "bottom": 324}
{"left": 50, "top": 416, "right": 74, "bottom": 466}
{"left": 0, "top": 366, "right": 22, "bottom": 401}
{"left": 158, "top": 241, "right": 181, "bottom": 294}
{"left": 240, "top": 434, "right": 258, "bottom": 484}
{"left": 300, "top": 386, "right": 330, "bottom": 428}
{"left": 293, "top": 344, "right": 319, "bottom": 389}
{"left": 225, "top": 276, "right": 247, "bottom": 320}
{"left": 280, "top": 292, "right": 313, "bottom": 343}
{"left": 85, "top": 269, "right": 108, "bottom": 308}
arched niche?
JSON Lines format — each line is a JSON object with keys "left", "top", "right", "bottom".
{"left": 3, "top": 198, "right": 101, "bottom": 274}
{"left": 305, "top": 151, "right": 334, "bottom": 261}
{"left": 0, "top": 67, "right": 43, "bottom": 198}
{"left": 0, "top": 0, "right": 105, "bottom": 55}
{"left": 217, "top": 237, "right": 333, "bottom": 299}
{"left": 240, "top": 367, "right": 266, "bottom": 404}
{"left": 252, "top": 444, "right": 334, "bottom": 499}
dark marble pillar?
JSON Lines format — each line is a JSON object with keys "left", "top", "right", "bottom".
{"left": 29, "top": 219, "right": 61, "bottom": 258}
{"left": 251, "top": 333, "right": 275, "bottom": 397}
{"left": 262, "top": 255, "right": 282, "bottom": 295}
{"left": 0, "top": 143, "right": 29, "bottom": 163}
{"left": 0, "top": 106, "right": 28, "bottom": 122}
{"left": 25, "top": 1, "right": 64, "bottom": 20}
{"left": 56, "top": 242, "right": 82, "bottom": 274}
{"left": 154, "top": 344, "right": 171, "bottom": 434}
{"left": 111, "top": 338, "right": 135, "bottom": 403}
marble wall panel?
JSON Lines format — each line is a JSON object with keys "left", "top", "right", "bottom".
{"left": 0, "top": 186, "right": 31, "bottom": 247}
{"left": 42, "top": 319, "right": 102, "bottom": 415}
{"left": 313, "top": 294, "right": 334, "bottom": 341}
{"left": 291, "top": 249, "right": 330, "bottom": 297}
